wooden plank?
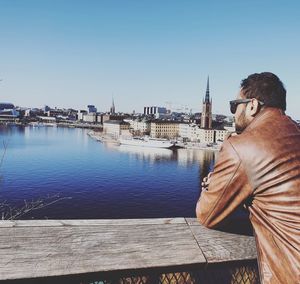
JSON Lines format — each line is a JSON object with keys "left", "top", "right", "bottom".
{"left": 185, "top": 218, "right": 202, "bottom": 225}
{"left": 186, "top": 219, "right": 257, "bottom": 263}
{"left": 0, "top": 220, "right": 206, "bottom": 280}
{"left": 0, "top": 218, "right": 185, "bottom": 228}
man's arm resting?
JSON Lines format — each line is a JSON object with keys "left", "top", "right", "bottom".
{"left": 196, "top": 140, "right": 252, "bottom": 228}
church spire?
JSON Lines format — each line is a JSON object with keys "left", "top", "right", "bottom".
{"left": 201, "top": 75, "right": 212, "bottom": 129}
{"left": 205, "top": 76, "right": 210, "bottom": 103}
{"left": 110, "top": 97, "right": 115, "bottom": 114}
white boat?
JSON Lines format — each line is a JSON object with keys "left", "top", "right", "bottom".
{"left": 28, "top": 122, "right": 57, "bottom": 127}
{"left": 119, "top": 137, "right": 175, "bottom": 149}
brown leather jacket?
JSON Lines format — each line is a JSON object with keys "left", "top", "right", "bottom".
{"left": 196, "top": 108, "right": 300, "bottom": 284}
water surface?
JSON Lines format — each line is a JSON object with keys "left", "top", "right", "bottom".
{"left": 0, "top": 125, "right": 216, "bottom": 220}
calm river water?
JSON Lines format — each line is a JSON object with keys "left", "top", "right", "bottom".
{"left": 0, "top": 125, "right": 216, "bottom": 220}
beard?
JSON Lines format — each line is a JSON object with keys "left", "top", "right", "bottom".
{"left": 235, "top": 110, "right": 248, "bottom": 134}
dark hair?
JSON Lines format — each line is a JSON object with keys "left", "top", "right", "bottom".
{"left": 240, "top": 72, "right": 286, "bottom": 111}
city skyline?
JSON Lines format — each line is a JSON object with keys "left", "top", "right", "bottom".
{"left": 1, "top": 1, "right": 300, "bottom": 119}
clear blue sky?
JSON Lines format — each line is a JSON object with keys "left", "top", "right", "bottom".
{"left": 1, "top": 0, "right": 300, "bottom": 118}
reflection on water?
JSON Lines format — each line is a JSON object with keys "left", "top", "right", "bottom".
{"left": 177, "top": 148, "right": 216, "bottom": 171}
{"left": 117, "top": 146, "right": 217, "bottom": 185}
{"left": 107, "top": 144, "right": 217, "bottom": 176}
{"left": 0, "top": 125, "right": 25, "bottom": 134}
{"left": 116, "top": 145, "right": 174, "bottom": 163}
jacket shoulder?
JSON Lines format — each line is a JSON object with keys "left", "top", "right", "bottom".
{"left": 222, "top": 133, "right": 245, "bottom": 153}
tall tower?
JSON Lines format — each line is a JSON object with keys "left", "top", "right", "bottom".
{"left": 201, "top": 76, "right": 212, "bottom": 129}
{"left": 110, "top": 97, "right": 115, "bottom": 114}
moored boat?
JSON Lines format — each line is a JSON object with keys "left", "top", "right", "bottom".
{"left": 119, "top": 137, "right": 175, "bottom": 149}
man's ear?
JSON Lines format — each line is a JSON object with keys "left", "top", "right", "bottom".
{"left": 249, "top": 99, "right": 260, "bottom": 116}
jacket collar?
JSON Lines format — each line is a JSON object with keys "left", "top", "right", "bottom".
{"left": 243, "top": 107, "right": 284, "bottom": 133}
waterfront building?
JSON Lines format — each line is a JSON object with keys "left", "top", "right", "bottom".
{"left": 196, "top": 128, "right": 214, "bottom": 143}
{"left": 83, "top": 113, "right": 97, "bottom": 123}
{"left": 78, "top": 110, "right": 88, "bottom": 121}
{"left": 200, "top": 77, "right": 212, "bottom": 129}
{"left": 126, "top": 118, "right": 150, "bottom": 136}
{"left": 144, "top": 106, "right": 167, "bottom": 118}
{"left": 150, "top": 120, "right": 179, "bottom": 139}
{"left": 179, "top": 123, "right": 194, "bottom": 142}
{"left": 0, "top": 102, "right": 19, "bottom": 120}
{"left": 178, "top": 122, "right": 229, "bottom": 144}
{"left": 182, "top": 114, "right": 192, "bottom": 123}
{"left": 27, "top": 108, "right": 44, "bottom": 118}
{"left": 24, "top": 109, "right": 31, "bottom": 117}
{"left": 100, "top": 114, "right": 128, "bottom": 125}
{"left": 46, "top": 108, "right": 64, "bottom": 117}
{"left": 44, "top": 105, "right": 51, "bottom": 112}
{"left": 103, "top": 120, "right": 130, "bottom": 139}
{"left": 101, "top": 114, "right": 112, "bottom": 124}
{"left": 88, "top": 105, "right": 97, "bottom": 113}
{"left": 190, "top": 124, "right": 198, "bottom": 142}
{"left": 36, "top": 116, "right": 57, "bottom": 124}
{"left": 214, "top": 129, "right": 228, "bottom": 143}
{"left": 0, "top": 103, "right": 15, "bottom": 110}
{"left": 66, "top": 109, "right": 78, "bottom": 121}
{"left": 96, "top": 114, "right": 103, "bottom": 124}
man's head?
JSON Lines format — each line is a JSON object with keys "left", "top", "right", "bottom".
{"left": 231, "top": 72, "right": 286, "bottom": 134}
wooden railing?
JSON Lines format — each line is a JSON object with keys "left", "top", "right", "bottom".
{"left": 0, "top": 218, "right": 259, "bottom": 283}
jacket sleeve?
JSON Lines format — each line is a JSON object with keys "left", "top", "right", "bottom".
{"left": 196, "top": 139, "right": 252, "bottom": 229}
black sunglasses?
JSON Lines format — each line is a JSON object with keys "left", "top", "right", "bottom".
{"left": 229, "top": 99, "right": 264, "bottom": 114}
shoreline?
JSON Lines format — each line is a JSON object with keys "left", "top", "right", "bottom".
{"left": 0, "top": 121, "right": 103, "bottom": 130}
{"left": 87, "top": 131, "right": 221, "bottom": 151}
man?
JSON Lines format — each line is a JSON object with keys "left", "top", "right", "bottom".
{"left": 196, "top": 72, "right": 300, "bottom": 284}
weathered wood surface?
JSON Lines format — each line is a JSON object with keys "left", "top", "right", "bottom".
{"left": 0, "top": 218, "right": 185, "bottom": 228}
{"left": 0, "top": 218, "right": 257, "bottom": 281}
{"left": 186, "top": 218, "right": 257, "bottom": 263}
